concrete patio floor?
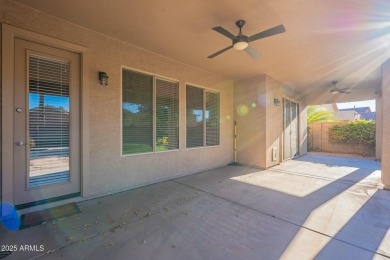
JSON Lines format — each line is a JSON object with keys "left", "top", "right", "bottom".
{"left": 1, "top": 155, "right": 389, "bottom": 259}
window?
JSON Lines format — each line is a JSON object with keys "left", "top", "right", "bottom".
{"left": 186, "top": 85, "right": 220, "bottom": 148}
{"left": 206, "top": 91, "right": 220, "bottom": 146}
{"left": 156, "top": 78, "right": 179, "bottom": 151}
{"left": 122, "top": 68, "right": 179, "bottom": 155}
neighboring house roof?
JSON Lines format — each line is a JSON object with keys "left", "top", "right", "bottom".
{"left": 339, "top": 107, "right": 371, "bottom": 114}
{"left": 360, "top": 112, "right": 376, "bottom": 120}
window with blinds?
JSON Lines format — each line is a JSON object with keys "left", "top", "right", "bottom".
{"left": 186, "top": 85, "right": 220, "bottom": 148}
{"left": 122, "top": 69, "right": 153, "bottom": 154}
{"left": 122, "top": 69, "right": 179, "bottom": 154}
{"left": 156, "top": 78, "right": 179, "bottom": 151}
{"left": 206, "top": 91, "right": 220, "bottom": 146}
{"left": 28, "top": 54, "right": 70, "bottom": 188}
{"left": 186, "top": 86, "right": 204, "bottom": 148}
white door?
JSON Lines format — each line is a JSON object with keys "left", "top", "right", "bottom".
{"left": 283, "top": 99, "right": 299, "bottom": 160}
{"left": 14, "top": 39, "right": 80, "bottom": 207}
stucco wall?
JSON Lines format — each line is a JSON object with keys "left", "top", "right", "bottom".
{"left": 1, "top": 0, "right": 234, "bottom": 197}
{"left": 376, "top": 96, "right": 382, "bottom": 160}
{"left": 265, "top": 76, "right": 307, "bottom": 166}
{"left": 233, "top": 75, "right": 267, "bottom": 168}
{"left": 381, "top": 62, "right": 390, "bottom": 189}
{"left": 233, "top": 75, "right": 306, "bottom": 169}
{"left": 265, "top": 76, "right": 283, "bottom": 168}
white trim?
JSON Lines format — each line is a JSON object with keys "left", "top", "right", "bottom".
{"left": 155, "top": 78, "right": 180, "bottom": 153}
{"left": 184, "top": 84, "right": 221, "bottom": 150}
{"left": 120, "top": 66, "right": 123, "bottom": 157}
{"left": 184, "top": 82, "right": 187, "bottom": 149}
{"left": 153, "top": 75, "right": 157, "bottom": 152}
{"left": 185, "top": 81, "right": 220, "bottom": 92}
{"left": 121, "top": 65, "right": 179, "bottom": 83}
{"left": 185, "top": 145, "right": 220, "bottom": 151}
{"left": 203, "top": 88, "right": 207, "bottom": 147}
{"left": 120, "top": 66, "right": 180, "bottom": 156}
{"left": 205, "top": 89, "right": 221, "bottom": 146}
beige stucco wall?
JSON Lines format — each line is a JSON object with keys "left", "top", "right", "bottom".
{"left": 381, "top": 62, "right": 390, "bottom": 189}
{"left": 1, "top": 0, "right": 234, "bottom": 197}
{"left": 233, "top": 75, "right": 267, "bottom": 168}
{"left": 266, "top": 76, "right": 307, "bottom": 166}
{"left": 265, "top": 76, "right": 283, "bottom": 168}
{"left": 233, "top": 75, "right": 307, "bottom": 169}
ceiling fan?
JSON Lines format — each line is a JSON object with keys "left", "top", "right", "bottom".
{"left": 330, "top": 81, "right": 350, "bottom": 94}
{"left": 207, "top": 20, "right": 286, "bottom": 60}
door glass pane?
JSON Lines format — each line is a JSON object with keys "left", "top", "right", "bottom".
{"left": 28, "top": 54, "right": 70, "bottom": 188}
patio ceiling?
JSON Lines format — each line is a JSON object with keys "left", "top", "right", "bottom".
{"left": 14, "top": 0, "right": 390, "bottom": 103}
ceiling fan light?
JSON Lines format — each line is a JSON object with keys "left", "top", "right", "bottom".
{"left": 233, "top": 41, "right": 248, "bottom": 50}
{"left": 330, "top": 89, "right": 338, "bottom": 94}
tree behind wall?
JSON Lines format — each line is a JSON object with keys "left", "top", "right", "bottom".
{"left": 307, "top": 105, "right": 337, "bottom": 123}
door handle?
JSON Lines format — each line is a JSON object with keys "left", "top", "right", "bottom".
{"left": 16, "top": 141, "right": 25, "bottom": 146}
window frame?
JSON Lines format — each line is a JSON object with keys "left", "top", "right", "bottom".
{"left": 185, "top": 83, "right": 221, "bottom": 150}
{"left": 120, "top": 66, "right": 180, "bottom": 156}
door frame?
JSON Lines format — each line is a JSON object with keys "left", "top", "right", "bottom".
{"left": 282, "top": 98, "right": 300, "bottom": 161}
{"left": 2, "top": 24, "right": 90, "bottom": 210}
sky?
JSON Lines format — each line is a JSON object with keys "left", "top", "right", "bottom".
{"left": 29, "top": 93, "right": 69, "bottom": 111}
{"left": 337, "top": 99, "right": 376, "bottom": 112}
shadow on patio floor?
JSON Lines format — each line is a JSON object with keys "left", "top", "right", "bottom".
{"left": 0, "top": 155, "right": 389, "bottom": 259}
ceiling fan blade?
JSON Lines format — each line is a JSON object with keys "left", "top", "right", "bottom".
{"left": 207, "top": 45, "right": 233, "bottom": 59}
{"left": 212, "top": 26, "right": 236, "bottom": 40}
{"left": 248, "top": 24, "right": 286, "bottom": 42}
{"left": 244, "top": 46, "right": 260, "bottom": 60}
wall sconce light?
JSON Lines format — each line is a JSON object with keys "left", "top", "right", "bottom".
{"left": 274, "top": 98, "right": 280, "bottom": 106}
{"left": 99, "top": 71, "right": 109, "bottom": 86}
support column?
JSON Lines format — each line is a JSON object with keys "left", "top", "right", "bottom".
{"left": 376, "top": 97, "right": 382, "bottom": 160}
{"left": 381, "top": 61, "right": 390, "bottom": 189}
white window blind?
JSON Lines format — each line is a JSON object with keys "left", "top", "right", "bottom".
{"left": 206, "top": 91, "right": 220, "bottom": 146}
{"left": 122, "top": 69, "right": 153, "bottom": 154}
{"left": 156, "top": 78, "right": 179, "bottom": 151}
{"left": 186, "top": 86, "right": 204, "bottom": 148}
{"left": 186, "top": 85, "right": 220, "bottom": 148}
{"left": 28, "top": 54, "right": 70, "bottom": 188}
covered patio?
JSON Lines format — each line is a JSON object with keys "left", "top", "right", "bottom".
{"left": 2, "top": 155, "right": 389, "bottom": 259}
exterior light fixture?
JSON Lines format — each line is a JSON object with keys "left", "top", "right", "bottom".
{"left": 274, "top": 98, "right": 280, "bottom": 106}
{"left": 99, "top": 72, "right": 109, "bottom": 86}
